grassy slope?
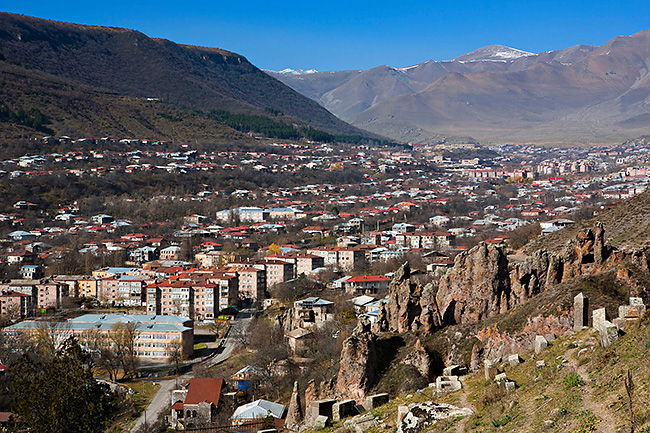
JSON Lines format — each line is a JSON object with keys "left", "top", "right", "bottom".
{"left": 525, "top": 190, "right": 650, "bottom": 255}
{"left": 314, "top": 318, "right": 650, "bottom": 433}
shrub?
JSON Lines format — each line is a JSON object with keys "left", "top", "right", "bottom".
{"left": 563, "top": 373, "right": 584, "bottom": 389}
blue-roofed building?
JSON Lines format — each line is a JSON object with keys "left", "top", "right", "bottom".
{"left": 267, "top": 207, "right": 301, "bottom": 220}
{"left": 19, "top": 265, "right": 42, "bottom": 280}
{"left": 293, "top": 297, "right": 334, "bottom": 327}
{"left": 3, "top": 313, "right": 193, "bottom": 360}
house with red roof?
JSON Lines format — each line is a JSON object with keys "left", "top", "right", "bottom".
{"left": 170, "top": 377, "right": 225, "bottom": 430}
{"left": 345, "top": 275, "right": 391, "bottom": 295}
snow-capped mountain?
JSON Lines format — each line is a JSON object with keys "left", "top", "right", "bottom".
{"left": 269, "top": 31, "right": 650, "bottom": 144}
{"left": 452, "top": 44, "right": 534, "bottom": 62}
{"left": 268, "top": 68, "right": 319, "bottom": 75}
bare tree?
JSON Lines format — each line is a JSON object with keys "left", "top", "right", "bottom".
{"left": 80, "top": 329, "right": 121, "bottom": 382}
{"left": 110, "top": 321, "right": 139, "bottom": 379}
{"left": 34, "top": 321, "right": 72, "bottom": 360}
{"left": 166, "top": 339, "right": 185, "bottom": 376}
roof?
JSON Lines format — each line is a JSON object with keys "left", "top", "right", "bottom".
{"left": 184, "top": 378, "right": 224, "bottom": 406}
{"left": 285, "top": 328, "right": 313, "bottom": 339}
{"left": 351, "top": 295, "right": 377, "bottom": 306}
{"left": 347, "top": 275, "right": 391, "bottom": 283}
{"left": 232, "top": 399, "right": 286, "bottom": 420}
{"left": 295, "top": 297, "right": 334, "bottom": 307}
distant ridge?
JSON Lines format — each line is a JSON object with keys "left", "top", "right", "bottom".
{"left": 269, "top": 30, "right": 650, "bottom": 144}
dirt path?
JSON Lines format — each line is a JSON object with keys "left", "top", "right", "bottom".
{"left": 569, "top": 347, "right": 618, "bottom": 432}
{"left": 454, "top": 388, "right": 475, "bottom": 432}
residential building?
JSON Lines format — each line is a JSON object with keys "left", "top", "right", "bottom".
{"left": 345, "top": 275, "right": 391, "bottom": 295}
{"left": 263, "top": 259, "right": 294, "bottom": 288}
{"left": 170, "top": 378, "right": 225, "bottom": 430}
{"left": 0, "top": 290, "right": 32, "bottom": 320}
{"left": 293, "top": 297, "right": 334, "bottom": 329}
{"left": 0, "top": 281, "right": 69, "bottom": 311}
{"left": 295, "top": 254, "right": 325, "bottom": 276}
{"left": 193, "top": 281, "right": 217, "bottom": 321}
{"left": 160, "top": 246, "right": 182, "bottom": 261}
{"left": 226, "top": 266, "right": 266, "bottom": 305}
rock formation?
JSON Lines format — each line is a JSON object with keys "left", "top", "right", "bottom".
{"left": 305, "top": 379, "right": 317, "bottom": 411}
{"left": 285, "top": 381, "right": 303, "bottom": 429}
{"left": 335, "top": 316, "right": 377, "bottom": 403}
{"left": 436, "top": 242, "right": 511, "bottom": 325}
{"left": 376, "top": 262, "right": 442, "bottom": 334}
{"left": 402, "top": 338, "right": 433, "bottom": 381}
{"left": 397, "top": 402, "right": 473, "bottom": 433}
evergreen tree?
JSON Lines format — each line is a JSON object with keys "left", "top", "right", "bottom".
{"left": 10, "top": 338, "right": 116, "bottom": 433}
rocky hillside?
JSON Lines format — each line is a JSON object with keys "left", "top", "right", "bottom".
{"left": 525, "top": 188, "right": 650, "bottom": 254}
{"left": 288, "top": 222, "right": 650, "bottom": 432}
{"left": 312, "top": 320, "right": 650, "bottom": 432}
{"left": 0, "top": 12, "right": 366, "bottom": 138}
{"left": 270, "top": 31, "right": 650, "bottom": 144}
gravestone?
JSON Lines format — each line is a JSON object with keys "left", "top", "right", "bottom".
{"left": 574, "top": 293, "right": 589, "bottom": 331}
{"left": 593, "top": 308, "right": 607, "bottom": 328}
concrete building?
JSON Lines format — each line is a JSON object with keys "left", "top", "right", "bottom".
{"left": 3, "top": 313, "right": 193, "bottom": 360}
{"left": 0, "top": 290, "right": 32, "bottom": 320}
{"left": 263, "top": 259, "right": 294, "bottom": 288}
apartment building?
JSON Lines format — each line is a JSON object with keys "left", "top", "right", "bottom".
{"left": 0, "top": 290, "right": 32, "bottom": 320}
{"left": 0, "top": 280, "right": 69, "bottom": 311}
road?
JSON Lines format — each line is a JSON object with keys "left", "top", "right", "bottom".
{"left": 130, "top": 309, "right": 255, "bottom": 433}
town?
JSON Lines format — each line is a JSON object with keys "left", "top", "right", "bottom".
{"left": 1, "top": 133, "right": 650, "bottom": 431}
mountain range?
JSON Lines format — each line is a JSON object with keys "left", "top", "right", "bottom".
{"left": 0, "top": 13, "right": 365, "bottom": 141}
{"left": 268, "top": 31, "right": 650, "bottom": 144}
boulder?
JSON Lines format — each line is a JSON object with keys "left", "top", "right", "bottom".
{"left": 344, "top": 414, "right": 378, "bottom": 433}
{"left": 314, "top": 415, "right": 329, "bottom": 429}
{"left": 396, "top": 402, "right": 473, "bottom": 433}
{"left": 534, "top": 335, "right": 548, "bottom": 354}
{"left": 597, "top": 320, "right": 619, "bottom": 348}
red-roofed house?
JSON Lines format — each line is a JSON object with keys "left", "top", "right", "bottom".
{"left": 345, "top": 275, "right": 391, "bottom": 295}
{"left": 170, "top": 377, "right": 225, "bottom": 430}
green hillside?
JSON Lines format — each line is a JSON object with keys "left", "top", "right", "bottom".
{"left": 0, "top": 12, "right": 368, "bottom": 138}
{"left": 0, "top": 61, "right": 247, "bottom": 142}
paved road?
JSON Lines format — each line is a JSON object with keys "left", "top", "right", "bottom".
{"left": 130, "top": 309, "right": 255, "bottom": 433}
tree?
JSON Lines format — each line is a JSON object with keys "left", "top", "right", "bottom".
{"left": 109, "top": 321, "right": 139, "bottom": 379}
{"left": 166, "top": 339, "right": 185, "bottom": 376}
{"left": 10, "top": 338, "right": 117, "bottom": 433}
{"left": 80, "top": 329, "right": 121, "bottom": 382}
{"left": 33, "top": 321, "right": 72, "bottom": 360}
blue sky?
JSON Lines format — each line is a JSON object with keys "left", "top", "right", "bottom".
{"left": 3, "top": 1, "right": 649, "bottom": 71}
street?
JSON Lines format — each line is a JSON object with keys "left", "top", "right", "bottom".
{"left": 130, "top": 309, "right": 255, "bottom": 433}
